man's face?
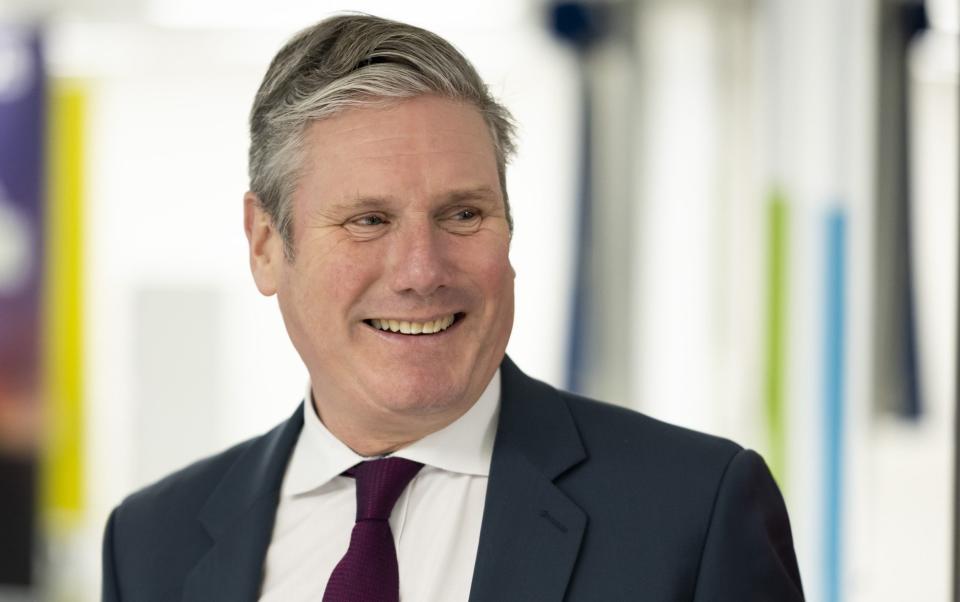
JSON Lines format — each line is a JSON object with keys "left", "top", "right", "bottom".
{"left": 246, "top": 95, "right": 514, "bottom": 439}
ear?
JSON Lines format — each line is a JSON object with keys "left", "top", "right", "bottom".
{"left": 244, "top": 192, "right": 284, "bottom": 296}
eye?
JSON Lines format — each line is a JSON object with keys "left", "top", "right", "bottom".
{"left": 343, "top": 213, "right": 391, "bottom": 238}
{"left": 354, "top": 214, "right": 387, "bottom": 226}
{"left": 445, "top": 207, "right": 482, "bottom": 223}
{"left": 442, "top": 207, "right": 483, "bottom": 234}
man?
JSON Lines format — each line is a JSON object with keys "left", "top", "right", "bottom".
{"left": 102, "top": 14, "right": 803, "bottom": 602}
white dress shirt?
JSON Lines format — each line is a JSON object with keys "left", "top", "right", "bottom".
{"left": 258, "top": 370, "right": 501, "bottom": 601}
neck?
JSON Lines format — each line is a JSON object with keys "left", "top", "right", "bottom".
{"left": 310, "top": 396, "right": 472, "bottom": 457}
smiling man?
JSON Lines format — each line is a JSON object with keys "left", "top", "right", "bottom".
{"left": 102, "top": 14, "right": 803, "bottom": 602}
{"left": 251, "top": 95, "right": 515, "bottom": 458}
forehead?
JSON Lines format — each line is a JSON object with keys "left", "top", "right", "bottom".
{"left": 297, "top": 95, "right": 499, "bottom": 196}
{"left": 310, "top": 95, "right": 491, "bottom": 143}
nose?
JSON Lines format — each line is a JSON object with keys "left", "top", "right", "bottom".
{"left": 387, "top": 216, "right": 452, "bottom": 297}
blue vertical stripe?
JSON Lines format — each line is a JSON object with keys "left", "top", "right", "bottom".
{"left": 548, "top": 1, "right": 608, "bottom": 394}
{"left": 824, "top": 209, "right": 846, "bottom": 602}
{"left": 566, "top": 69, "right": 592, "bottom": 394}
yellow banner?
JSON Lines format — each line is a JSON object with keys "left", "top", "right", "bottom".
{"left": 41, "top": 79, "right": 87, "bottom": 522}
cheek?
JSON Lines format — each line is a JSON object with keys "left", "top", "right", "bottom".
{"left": 471, "top": 246, "right": 514, "bottom": 309}
{"left": 472, "top": 250, "right": 514, "bottom": 356}
{"left": 285, "top": 247, "right": 380, "bottom": 323}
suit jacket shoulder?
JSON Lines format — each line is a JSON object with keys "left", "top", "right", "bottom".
{"left": 115, "top": 436, "right": 258, "bottom": 533}
{"left": 559, "top": 388, "right": 743, "bottom": 478}
{"left": 472, "top": 359, "right": 803, "bottom": 601}
{"left": 103, "top": 407, "right": 303, "bottom": 602}
{"left": 560, "top": 390, "right": 802, "bottom": 599}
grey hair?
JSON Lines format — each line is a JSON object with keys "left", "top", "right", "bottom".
{"left": 248, "top": 13, "right": 518, "bottom": 259}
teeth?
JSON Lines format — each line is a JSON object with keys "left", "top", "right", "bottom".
{"left": 368, "top": 314, "right": 458, "bottom": 335}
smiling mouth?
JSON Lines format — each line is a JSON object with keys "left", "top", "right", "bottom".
{"left": 363, "top": 313, "right": 464, "bottom": 335}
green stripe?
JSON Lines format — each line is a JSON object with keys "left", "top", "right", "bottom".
{"left": 763, "top": 190, "right": 788, "bottom": 484}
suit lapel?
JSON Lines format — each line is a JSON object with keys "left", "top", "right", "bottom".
{"left": 469, "top": 358, "right": 588, "bottom": 602}
{"left": 182, "top": 404, "right": 304, "bottom": 602}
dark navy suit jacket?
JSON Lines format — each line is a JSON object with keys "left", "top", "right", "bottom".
{"left": 102, "top": 357, "right": 804, "bottom": 601}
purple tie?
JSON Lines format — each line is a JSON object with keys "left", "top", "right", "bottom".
{"left": 323, "top": 457, "right": 424, "bottom": 602}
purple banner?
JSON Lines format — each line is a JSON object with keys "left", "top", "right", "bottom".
{"left": 0, "top": 24, "right": 45, "bottom": 587}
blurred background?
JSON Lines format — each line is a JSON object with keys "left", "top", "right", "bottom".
{"left": 0, "top": 0, "right": 956, "bottom": 600}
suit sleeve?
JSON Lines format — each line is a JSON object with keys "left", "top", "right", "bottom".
{"left": 102, "top": 507, "right": 121, "bottom": 602}
{"left": 692, "top": 449, "right": 804, "bottom": 601}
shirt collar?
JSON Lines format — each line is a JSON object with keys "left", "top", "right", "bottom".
{"left": 281, "top": 369, "right": 501, "bottom": 497}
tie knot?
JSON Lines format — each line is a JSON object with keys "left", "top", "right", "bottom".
{"left": 348, "top": 457, "right": 423, "bottom": 521}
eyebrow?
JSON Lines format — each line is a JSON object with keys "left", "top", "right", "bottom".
{"left": 329, "top": 186, "right": 500, "bottom": 213}
{"left": 328, "top": 196, "right": 392, "bottom": 214}
{"left": 447, "top": 186, "right": 499, "bottom": 203}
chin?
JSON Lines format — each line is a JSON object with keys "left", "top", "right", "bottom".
{"left": 371, "top": 376, "right": 471, "bottom": 417}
